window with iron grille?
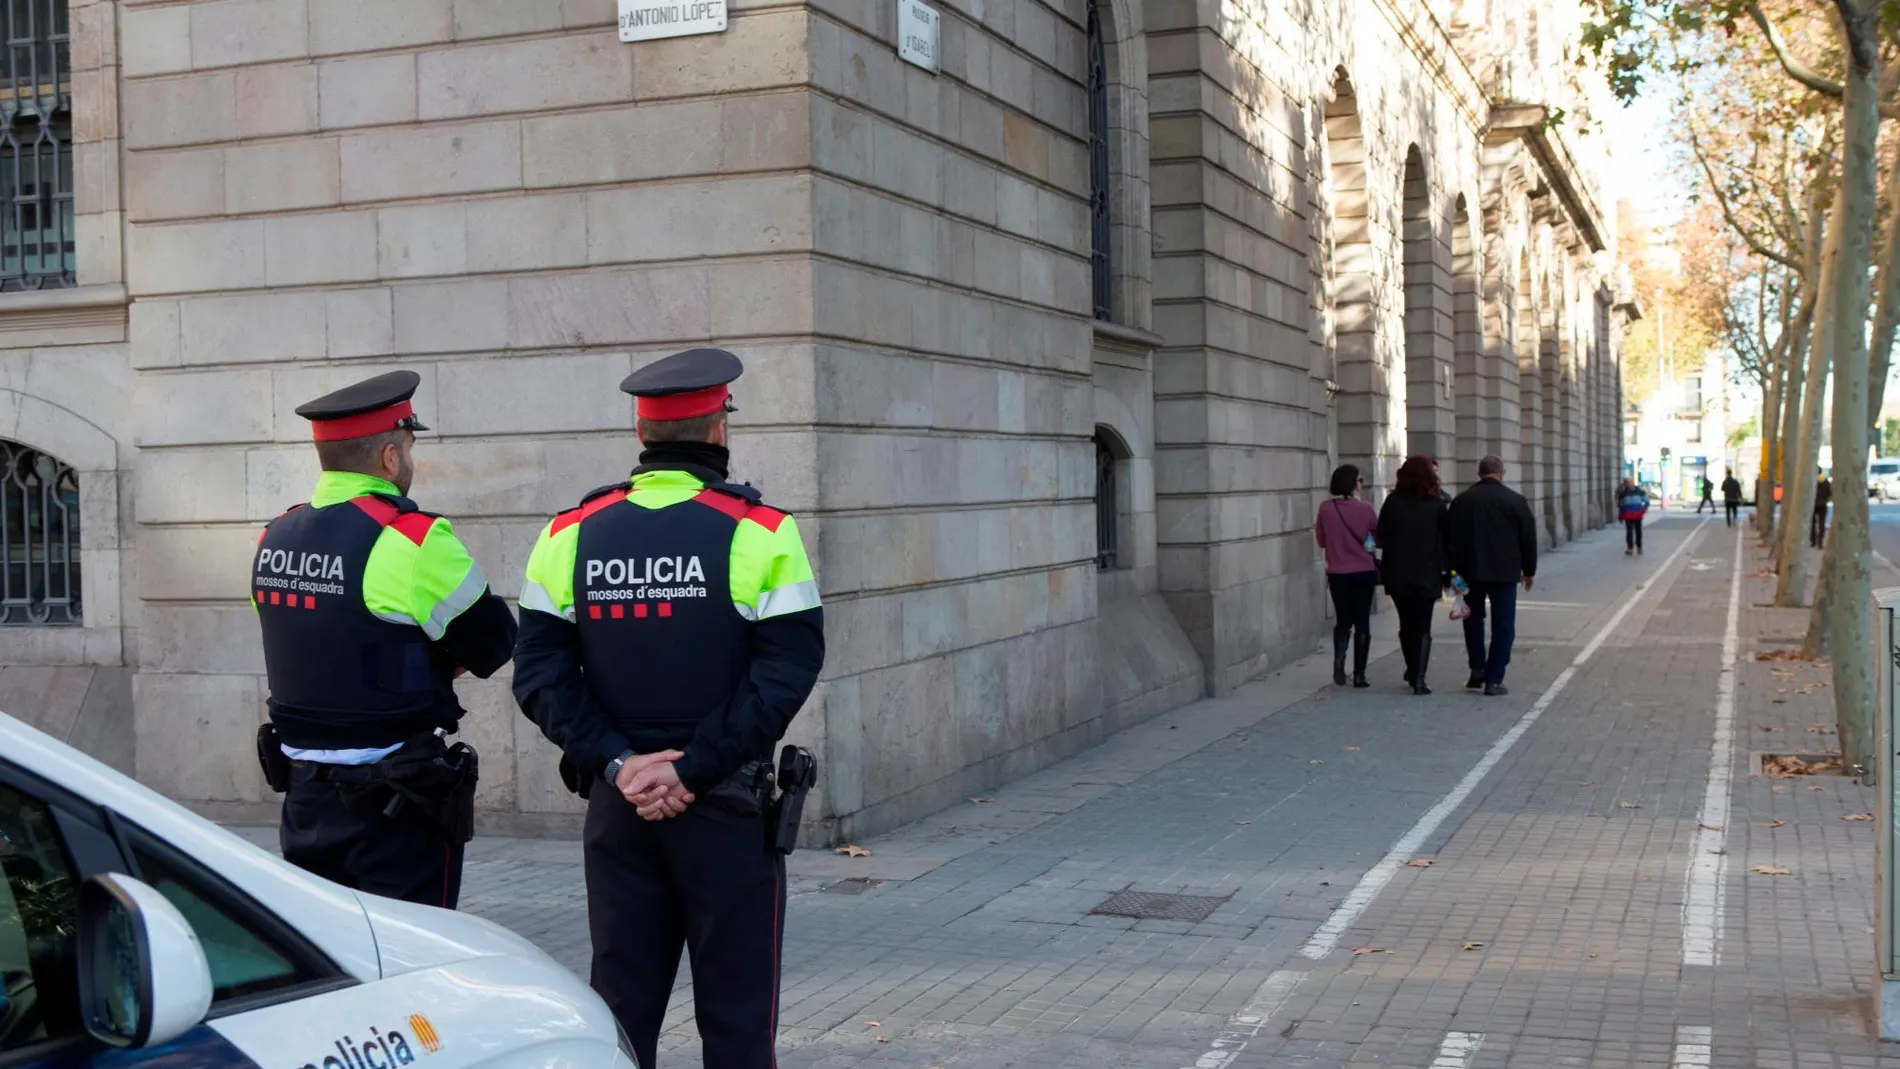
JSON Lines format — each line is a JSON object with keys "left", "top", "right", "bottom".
{"left": 1086, "top": 2, "right": 1111, "bottom": 321}
{"left": 0, "top": 0, "right": 72, "bottom": 292}
{"left": 1, "top": 440, "right": 80, "bottom": 625}
{"left": 1094, "top": 431, "right": 1118, "bottom": 570}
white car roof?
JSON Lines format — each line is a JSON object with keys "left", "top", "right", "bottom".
{"left": 0, "top": 710, "right": 382, "bottom": 981}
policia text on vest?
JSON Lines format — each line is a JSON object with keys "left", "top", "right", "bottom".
{"left": 513, "top": 348, "right": 826, "bottom": 1069}
{"left": 251, "top": 371, "right": 518, "bottom": 910}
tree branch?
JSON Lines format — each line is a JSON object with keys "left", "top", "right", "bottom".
{"left": 1746, "top": 1, "right": 1900, "bottom": 118}
{"left": 1686, "top": 119, "right": 1803, "bottom": 271}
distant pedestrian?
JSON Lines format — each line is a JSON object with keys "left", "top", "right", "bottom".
{"left": 1721, "top": 469, "right": 1742, "bottom": 527}
{"left": 1448, "top": 456, "right": 1537, "bottom": 697}
{"left": 1618, "top": 477, "right": 1649, "bottom": 555}
{"left": 1811, "top": 470, "right": 1833, "bottom": 547}
{"left": 1696, "top": 475, "right": 1714, "bottom": 514}
{"left": 1316, "top": 464, "right": 1378, "bottom": 689}
{"left": 1378, "top": 455, "right": 1449, "bottom": 696}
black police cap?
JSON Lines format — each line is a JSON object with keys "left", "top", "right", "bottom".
{"left": 621, "top": 348, "right": 744, "bottom": 420}
{"left": 294, "top": 370, "right": 429, "bottom": 440}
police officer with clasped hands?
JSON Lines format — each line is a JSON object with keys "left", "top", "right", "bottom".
{"left": 512, "top": 348, "right": 825, "bottom": 1069}
{"left": 252, "top": 371, "right": 516, "bottom": 908}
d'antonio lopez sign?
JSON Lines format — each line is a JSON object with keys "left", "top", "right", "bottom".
{"left": 618, "top": 0, "right": 727, "bottom": 42}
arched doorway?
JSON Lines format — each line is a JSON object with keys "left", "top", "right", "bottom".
{"left": 1402, "top": 146, "right": 1451, "bottom": 466}
{"left": 1325, "top": 71, "right": 1381, "bottom": 491}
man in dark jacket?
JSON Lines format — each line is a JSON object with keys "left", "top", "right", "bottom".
{"left": 1447, "top": 455, "right": 1537, "bottom": 696}
{"left": 1721, "top": 469, "right": 1743, "bottom": 527}
{"left": 1811, "top": 470, "right": 1832, "bottom": 547}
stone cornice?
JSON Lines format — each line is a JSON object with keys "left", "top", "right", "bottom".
{"left": 0, "top": 283, "right": 129, "bottom": 348}
{"left": 1369, "top": 0, "right": 1489, "bottom": 134}
{"left": 1484, "top": 104, "right": 1608, "bottom": 254}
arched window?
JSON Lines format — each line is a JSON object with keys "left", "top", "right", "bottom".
{"left": 2, "top": 440, "right": 80, "bottom": 625}
{"left": 1094, "top": 429, "right": 1120, "bottom": 570}
{"left": 1086, "top": 1, "right": 1111, "bottom": 321}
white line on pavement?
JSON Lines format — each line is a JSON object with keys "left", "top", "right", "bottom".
{"left": 1297, "top": 518, "right": 1710, "bottom": 960}
{"left": 1429, "top": 1032, "right": 1485, "bottom": 1067}
{"left": 1681, "top": 524, "right": 1744, "bottom": 967}
{"left": 1178, "top": 968, "right": 1301, "bottom": 1069}
{"left": 1671, "top": 1025, "right": 1714, "bottom": 1067}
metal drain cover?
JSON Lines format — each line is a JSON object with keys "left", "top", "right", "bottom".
{"left": 1090, "top": 890, "right": 1229, "bottom": 923}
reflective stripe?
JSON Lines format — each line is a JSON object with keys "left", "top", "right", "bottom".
{"left": 520, "top": 577, "right": 574, "bottom": 622}
{"left": 422, "top": 562, "right": 489, "bottom": 640}
{"left": 373, "top": 608, "right": 420, "bottom": 628}
{"left": 754, "top": 579, "right": 821, "bottom": 620}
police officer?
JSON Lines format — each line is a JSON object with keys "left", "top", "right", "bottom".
{"left": 253, "top": 370, "right": 516, "bottom": 908}
{"left": 513, "top": 348, "right": 825, "bottom": 1069}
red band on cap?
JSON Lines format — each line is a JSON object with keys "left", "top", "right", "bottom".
{"left": 310, "top": 400, "right": 413, "bottom": 441}
{"left": 636, "top": 386, "right": 728, "bottom": 422}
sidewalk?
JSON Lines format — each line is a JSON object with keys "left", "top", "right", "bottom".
{"left": 235, "top": 514, "right": 1898, "bottom": 1067}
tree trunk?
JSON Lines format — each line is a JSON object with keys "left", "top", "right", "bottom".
{"left": 1824, "top": 0, "right": 1882, "bottom": 773}
{"left": 1865, "top": 157, "right": 1900, "bottom": 435}
{"left": 1775, "top": 205, "right": 1840, "bottom": 604}
{"left": 1758, "top": 334, "right": 1787, "bottom": 542}
{"left": 1773, "top": 187, "right": 1829, "bottom": 565}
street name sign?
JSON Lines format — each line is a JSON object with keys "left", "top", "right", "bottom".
{"left": 619, "top": 0, "right": 726, "bottom": 42}
{"left": 898, "top": 0, "right": 940, "bottom": 73}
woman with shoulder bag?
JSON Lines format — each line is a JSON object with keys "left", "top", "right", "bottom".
{"left": 1316, "top": 464, "right": 1379, "bottom": 688}
{"left": 1378, "top": 455, "right": 1449, "bottom": 695}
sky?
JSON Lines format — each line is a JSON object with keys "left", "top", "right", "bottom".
{"left": 1606, "top": 87, "right": 1691, "bottom": 230}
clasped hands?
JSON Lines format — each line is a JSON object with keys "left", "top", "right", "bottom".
{"left": 614, "top": 750, "right": 695, "bottom": 821}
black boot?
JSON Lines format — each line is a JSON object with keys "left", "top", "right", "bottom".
{"left": 1400, "top": 630, "right": 1415, "bottom": 686}
{"left": 1412, "top": 635, "right": 1432, "bottom": 695}
{"left": 1333, "top": 634, "right": 1348, "bottom": 686}
{"left": 1352, "top": 633, "right": 1371, "bottom": 688}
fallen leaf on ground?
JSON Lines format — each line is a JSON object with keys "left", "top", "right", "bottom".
{"left": 1808, "top": 785, "right": 1826, "bottom": 791}
{"left": 866, "top": 1021, "right": 881, "bottom": 1027}
{"left": 1341, "top": 745, "right": 1361, "bottom": 752}
{"left": 1806, "top": 724, "right": 1836, "bottom": 734}
{"left": 1772, "top": 785, "right": 1789, "bottom": 794}
{"left": 1750, "top": 865, "right": 1794, "bottom": 876}
{"left": 835, "top": 845, "right": 872, "bottom": 858}
{"left": 1708, "top": 848, "right": 1727, "bottom": 856}
{"left": 1617, "top": 801, "right": 1642, "bottom": 809}
{"left": 1581, "top": 780, "right": 1597, "bottom": 786}
{"left": 1759, "top": 725, "right": 1786, "bottom": 732}
{"left": 1404, "top": 857, "right": 1434, "bottom": 868}
{"left": 1755, "top": 649, "right": 1811, "bottom": 661}
{"left": 1462, "top": 942, "right": 1484, "bottom": 951}
{"left": 1800, "top": 683, "right": 1831, "bottom": 693}
{"left": 1638, "top": 874, "right": 1653, "bottom": 881}
{"left": 968, "top": 797, "right": 992, "bottom": 805}
{"left": 1763, "top": 819, "right": 1786, "bottom": 828}
{"left": 1699, "top": 823, "right": 1724, "bottom": 831}
{"left": 1752, "top": 569, "right": 1775, "bottom": 578}
{"left": 1844, "top": 813, "right": 1875, "bottom": 822}
{"left": 1309, "top": 759, "right": 1325, "bottom": 765}
{"left": 1350, "top": 946, "right": 1385, "bottom": 955}
{"left": 873, "top": 1037, "right": 890, "bottom": 1045}
{"left": 1763, "top": 754, "right": 1844, "bottom": 777}
{"left": 1235, "top": 819, "right": 1253, "bottom": 825}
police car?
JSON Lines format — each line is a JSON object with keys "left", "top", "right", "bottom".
{"left": 0, "top": 711, "right": 635, "bottom": 1069}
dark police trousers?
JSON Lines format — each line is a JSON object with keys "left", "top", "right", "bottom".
{"left": 585, "top": 785, "right": 786, "bottom": 1069}
{"left": 281, "top": 761, "right": 465, "bottom": 908}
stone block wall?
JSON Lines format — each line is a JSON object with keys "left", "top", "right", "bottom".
{"left": 0, "top": 0, "right": 1631, "bottom": 842}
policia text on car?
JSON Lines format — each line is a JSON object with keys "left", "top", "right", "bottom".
{"left": 514, "top": 348, "right": 826, "bottom": 1069}
{"left": 251, "top": 371, "right": 518, "bottom": 909}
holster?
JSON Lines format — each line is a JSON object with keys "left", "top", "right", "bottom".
{"left": 769, "top": 745, "right": 817, "bottom": 855}
{"left": 378, "top": 734, "right": 479, "bottom": 845}
{"left": 255, "top": 723, "right": 292, "bottom": 794}
{"left": 558, "top": 755, "right": 592, "bottom": 800}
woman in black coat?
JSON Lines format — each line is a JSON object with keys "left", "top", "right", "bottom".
{"left": 1378, "top": 455, "right": 1450, "bottom": 695}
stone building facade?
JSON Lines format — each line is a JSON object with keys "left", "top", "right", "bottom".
{"left": 0, "top": 0, "right": 1630, "bottom": 840}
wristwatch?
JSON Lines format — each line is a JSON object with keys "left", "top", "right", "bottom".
{"left": 603, "top": 749, "right": 636, "bottom": 785}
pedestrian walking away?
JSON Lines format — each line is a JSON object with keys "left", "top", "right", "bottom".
{"left": 1721, "top": 468, "right": 1743, "bottom": 527}
{"left": 1811, "top": 469, "right": 1832, "bottom": 547}
{"left": 1447, "top": 455, "right": 1537, "bottom": 696}
{"left": 1618, "top": 476, "right": 1649, "bottom": 555}
{"left": 512, "top": 347, "right": 826, "bottom": 1069}
{"left": 1377, "top": 455, "right": 1449, "bottom": 696}
{"left": 251, "top": 370, "right": 517, "bottom": 909}
{"left": 1316, "top": 464, "right": 1379, "bottom": 689}
{"left": 1696, "top": 474, "right": 1714, "bottom": 513}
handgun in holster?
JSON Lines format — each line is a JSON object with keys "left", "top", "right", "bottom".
{"left": 378, "top": 732, "right": 480, "bottom": 845}
{"left": 255, "top": 723, "right": 292, "bottom": 794}
{"left": 769, "top": 745, "right": 817, "bottom": 855}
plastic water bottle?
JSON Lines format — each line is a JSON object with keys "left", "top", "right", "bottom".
{"left": 1450, "top": 573, "right": 1469, "bottom": 596}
